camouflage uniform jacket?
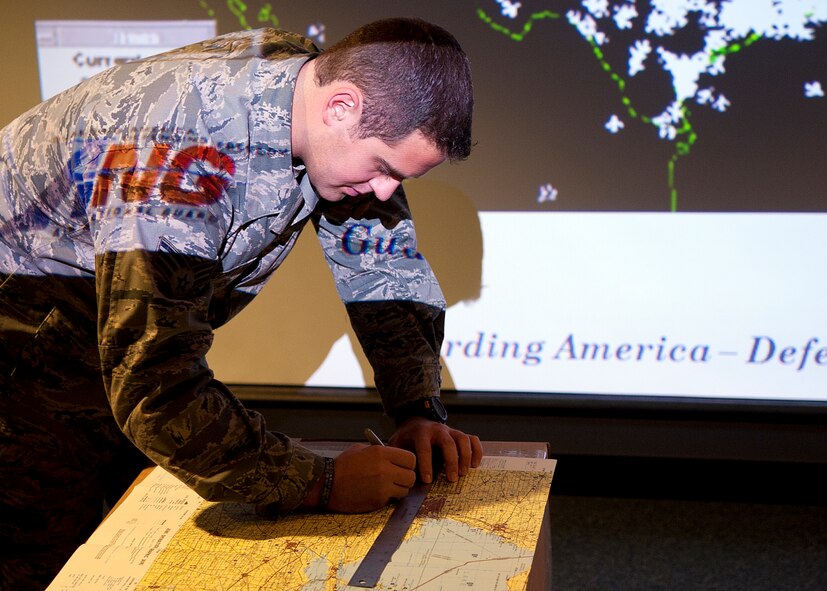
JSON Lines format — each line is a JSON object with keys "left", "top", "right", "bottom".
{"left": 0, "top": 29, "right": 446, "bottom": 514}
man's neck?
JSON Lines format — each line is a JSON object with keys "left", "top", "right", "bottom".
{"left": 290, "top": 59, "right": 315, "bottom": 162}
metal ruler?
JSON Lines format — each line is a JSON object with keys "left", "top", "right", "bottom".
{"left": 348, "top": 481, "right": 433, "bottom": 588}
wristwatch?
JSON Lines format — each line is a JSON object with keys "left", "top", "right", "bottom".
{"left": 393, "top": 396, "right": 448, "bottom": 426}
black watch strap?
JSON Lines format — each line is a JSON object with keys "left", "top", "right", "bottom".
{"left": 393, "top": 396, "right": 448, "bottom": 426}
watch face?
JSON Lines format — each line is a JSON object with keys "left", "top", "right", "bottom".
{"left": 426, "top": 397, "right": 448, "bottom": 422}
{"left": 394, "top": 397, "right": 448, "bottom": 425}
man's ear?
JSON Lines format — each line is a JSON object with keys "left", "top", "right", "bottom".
{"left": 322, "top": 86, "right": 362, "bottom": 127}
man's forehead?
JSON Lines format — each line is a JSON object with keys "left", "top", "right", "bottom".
{"left": 379, "top": 132, "right": 445, "bottom": 179}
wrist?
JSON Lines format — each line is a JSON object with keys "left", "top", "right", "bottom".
{"left": 318, "top": 457, "right": 335, "bottom": 510}
{"left": 302, "top": 456, "right": 334, "bottom": 509}
{"left": 392, "top": 396, "right": 448, "bottom": 427}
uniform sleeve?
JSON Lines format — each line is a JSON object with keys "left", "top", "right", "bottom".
{"left": 312, "top": 186, "right": 447, "bottom": 414}
{"left": 96, "top": 249, "right": 323, "bottom": 514}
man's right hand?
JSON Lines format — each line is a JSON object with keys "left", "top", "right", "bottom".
{"left": 322, "top": 443, "right": 417, "bottom": 513}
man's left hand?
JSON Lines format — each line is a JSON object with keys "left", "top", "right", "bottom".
{"left": 388, "top": 417, "right": 483, "bottom": 484}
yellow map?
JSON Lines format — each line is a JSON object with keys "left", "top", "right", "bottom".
{"left": 134, "top": 459, "right": 554, "bottom": 591}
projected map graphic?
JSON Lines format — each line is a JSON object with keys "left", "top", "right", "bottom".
{"left": 477, "top": 0, "right": 825, "bottom": 211}
{"left": 193, "top": 0, "right": 825, "bottom": 212}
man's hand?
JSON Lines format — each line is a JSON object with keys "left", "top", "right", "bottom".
{"left": 318, "top": 443, "right": 417, "bottom": 513}
{"left": 388, "top": 417, "right": 483, "bottom": 484}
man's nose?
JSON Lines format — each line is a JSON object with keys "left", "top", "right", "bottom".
{"left": 369, "top": 176, "right": 401, "bottom": 201}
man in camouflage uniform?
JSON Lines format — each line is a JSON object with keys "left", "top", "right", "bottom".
{"left": 0, "top": 18, "right": 482, "bottom": 589}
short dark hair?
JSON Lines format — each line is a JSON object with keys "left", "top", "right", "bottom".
{"left": 314, "top": 17, "right": 473, "bottom": 162}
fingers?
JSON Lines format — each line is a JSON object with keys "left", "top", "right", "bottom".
{"left": 385, "top": 445, "right": 417, "bottom": 471}
{"left": 454, "top": 431, "right": 473, "bottom": 476}
{"left": 388, "top": 418, "right": 484, "bottom": 484}
{"left": 438, "top": 430, "right": 461, "bottom": 482}
{"left": 410, "top": 424, "right": 458, "bottom": 483}
{"left": 326, "top": 444, "right": 417, "bottom": 513}
{"left": 469, "top": 434, "right": 484, "bottom": 468}
{"left": 451, "top": 433, "right": 484, "bottom": 473}
{"left": 428, "top": 428, "right": 486, "bottom": 483}
{"left": 401, "top": 422, "right": 481, "bottom": 484}
{"left": 414, "top": 436, "right": 434, "bottom": 483}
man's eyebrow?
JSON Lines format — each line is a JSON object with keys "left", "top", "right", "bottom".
{"left": 377, "top": 157, "right": 406, "bottom": 181}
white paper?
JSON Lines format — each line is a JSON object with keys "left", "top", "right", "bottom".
{"left": 46, "top": 467, "right": 201, "bottom": 591}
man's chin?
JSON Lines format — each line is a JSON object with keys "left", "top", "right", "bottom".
{"left": 317, "top": 191, "right": 347, "bottom": 202}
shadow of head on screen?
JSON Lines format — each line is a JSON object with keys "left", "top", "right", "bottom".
{"left": 208, "top": 179, "right": 483, "bottom": 391}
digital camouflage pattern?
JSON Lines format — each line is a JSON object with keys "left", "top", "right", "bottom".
{"left": 0, "top": 28, "right": 446, "bottom": 589}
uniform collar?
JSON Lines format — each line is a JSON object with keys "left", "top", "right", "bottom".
{"left": 292, "top": 163, "right": 319, "bottom": 223}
